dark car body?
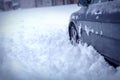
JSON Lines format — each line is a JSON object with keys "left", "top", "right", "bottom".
{"left": 68, "top": 0, "right": 120, "bottom": 65}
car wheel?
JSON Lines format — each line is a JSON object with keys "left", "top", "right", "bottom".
{"left": 69, "top": 24, "right": 79, "bottom": 45}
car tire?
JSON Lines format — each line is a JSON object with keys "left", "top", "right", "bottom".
{"left": 69, "top": 24, "right": 79, "bottom": 45}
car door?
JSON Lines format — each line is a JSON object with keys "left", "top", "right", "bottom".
{"left": 84, "top": 0, "right": 120, "bottom": 64}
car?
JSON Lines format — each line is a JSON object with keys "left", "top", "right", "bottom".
{"left": 68, "top": 0, "right": 120, "bottom": 66}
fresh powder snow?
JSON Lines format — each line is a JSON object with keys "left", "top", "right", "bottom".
{"left": 0, "top": 4, "right": 120, "bottom": 80}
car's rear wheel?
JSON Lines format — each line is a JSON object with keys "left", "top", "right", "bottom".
{"left": 69, "top": 24, "right": 79, "bottom": 45}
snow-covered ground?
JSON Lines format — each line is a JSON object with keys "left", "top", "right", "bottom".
{"left": 0, "top": 4, "right": 120, "bottom": 80}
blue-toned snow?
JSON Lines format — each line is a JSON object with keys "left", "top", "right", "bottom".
{"left": 0, "top": 5, "right": 120, "bottom": 80}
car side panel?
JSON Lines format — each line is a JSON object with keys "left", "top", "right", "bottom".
{"left": 77, "top": 21, "right": 120, "bottom": 41}
{"left": 75, "top": 1, "right": 120, "bottom": 65}
{"left": 77, "top": 21, "right": 120, "bottom": 65}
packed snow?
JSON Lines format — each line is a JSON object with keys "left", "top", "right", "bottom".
{"left": 84, "top": 25, "right": 103, "bottom": 36}
{"left": 0, "top": 4, "right": 120, "bottom": 80}
{"left": 87, "top": 0, "right": 120, "bottom": 15}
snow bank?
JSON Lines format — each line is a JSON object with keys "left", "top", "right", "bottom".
{"left": 0, "top": 4, "right": 120, "bottom": 80}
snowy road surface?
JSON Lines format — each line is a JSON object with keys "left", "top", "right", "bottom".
{"left": 0, "top": 5, "right": 120, "bottom": 80}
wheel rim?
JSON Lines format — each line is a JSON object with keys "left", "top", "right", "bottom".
{"left": 70, "top": 25, "right": 78, "bottom": 45}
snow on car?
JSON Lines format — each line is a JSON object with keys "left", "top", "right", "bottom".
{"left": 0, "top": 4, "right": 120, "bottom": 80}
